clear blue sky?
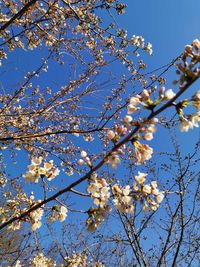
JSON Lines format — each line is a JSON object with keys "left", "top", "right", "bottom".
{"left": 124, "top": 0, "right": 200, "bottom": 62}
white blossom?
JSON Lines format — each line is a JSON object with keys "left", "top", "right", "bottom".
{"left": 164, "top": 89, "right": 176, "bottom": 100}
{"left": 57, "top": 206, "right": 68, "bottom": 222}
{"left": 134, "top": 172, "right": 147, "bottom": 184}
{"left": 81, "top": 150, "right": 87, "bottom": 158}
{"left": 179, "top": 118, "right": 194, "bottom": 132}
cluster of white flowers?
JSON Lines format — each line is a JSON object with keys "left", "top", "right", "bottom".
{"left": 64, "top": 253, "right": 87, "bottom": 267}
{"left": 4, "top": 192, "right": 44, "bottom": 232}
{"left": 127, "top": 95, "right": 142, "bottom": 114}
{"left": 87, "top": 178, "right": 110, "bottom": 208}
{"left": 13, "top": 260, "right": 22, "bottom": 267}
{"left": 179, "top": 114, "right": 200, "bottom": 132}
{"left": 13, "top": 253, "right": 104, "bottom": 267}
{"left": 164, "top": 89, "right": 176, "bottom": 100}
{"left": 23, "top": 157, "right": 60, "bottom": 183}
{"left": 57, "top": 206, "right": 68, "bottom": 222}
{"left": 184, "top": 39, "right": 200, "bottom": 56}
{"left": 179, "top": 91, "right": 200, "bottom": 132}
{"left": 191, "top": 90, "right": 200, "bottom": 109}
{"left": 13, "top": 253, "right": 56, "bottom": 267}
{"left": 8, "top": 220, "right": 21, "bottom": 231}
{"left": 86, "top": 205, "right": 111, "bottom": 232}
{"left": 133, "top": 140, "right": 153, "bottom": 165}
{"left": 0, "top": 176, "right": 7, "bottom": 187}
{"left": 106, "top": 129, "right": 116, "bottom": 140}
{"left": 177, "top": 39, "right": 200, "bottom": 132}
{"left": 49, "top": 205, "right": 68, "bottom": 222}
{"left": 133, "top": 172, "right": 164, "bottom": 211}
{"left": 144, "top": 42, "right": 153, "bottom": 55}
{"left": 131, "top": 35, "right": 153, "bottom": 55}
{"left": 106, "top": 152, "right": 121, "bottom": 168}
{"left": 110, "top": 172, "right": 164, "bottom": 213}
{"left": 106, "top": 126, "right": 128, "bottom": 144}
{"left": 29, "top": 201, "right": 44, "bottom": 231}
{"left": 112, "top": 184, "right": 134, "bottom": 213}
{"left": 140, "top": 119, "right": 158, "bottom": 141}
{"left": 31, "top": 253, "right": 56, "bottom": 267}
{"left": 77, "top": 150, "right": 92, "bottom": 167}
{"left": 131, "top": 35, "right": 145, "bottom": 47}
{"left": 104, "top": 93, "right": 157, "bottom": 169}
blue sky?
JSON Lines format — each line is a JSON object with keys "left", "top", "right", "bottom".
{"left": 124, "top": 0, "right": 200, "bottom": 62}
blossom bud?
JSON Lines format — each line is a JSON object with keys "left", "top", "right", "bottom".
{"left": 143, "top": 132, "right": 153, "bottom": 141}
{"left": 155, "top": 193, "right": 164, "bottom": 204}
{"left": 164, "top": 89, "right": 176, "bottom": 100}
{"left": 81, "top": 150, "right": 87, "bottom": 158}
{"left": 151, "top": 117, "right": 159, "bottom": 124}
{"left": 77, "top": 159, "right": 84, "bottom": 165}
{"left": 185, "top": 45, "right": 193, "bottom": 54}
{"left": 85, "top": 157, "right": 92, "bottom": 167}
{"left": 113, "top": 123, "right": 118, "bottom": 131}
{"left": 117, "top": 126, "right": 127, "bottom": 136}
{"left": 106, "top": 130, "right": 115, "bottom": 140}
{"left": 124, "top": 115, "right": 133, "bottom": 123}
{"left": 159, "top": 87, "right": 165, "bottom": 97}
{"left": 140, "top": 127, "right": 146, "bottom": 133}
{"left": 143, "top": 185, "right": 151, "bottom": 194}
{"left": 127, "top": 104, "right": 139, "bottom": 114}
{"left": 133, "top": 194, "right": 140, "bottom": 201}
{"left": 141, "top": 89, "right": 149, "bottom": 100}
{"left": 130, "top": 95, "right": 141, "bottom": 105}
{"left": 193, "top": 39, "right": 200, "bottom": 50}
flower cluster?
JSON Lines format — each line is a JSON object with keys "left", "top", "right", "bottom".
{"left": 31, "top": 253, "right": 56, "bottom": 267}
{"left": 127, "top": 95, "right": 142, "bottom": 114}
{"left": 139, "top": 119, "right": 158, "bottom": 141}
{"left": 106, "top": 152, "right": 121, "bottom": 168}
{"left": 112, "top": 184, "right": 134, "bottom": 213}
{"left": 0, "top": 176, "right": 7, "bottom": 188}
{"left": 13, "top": 260, "right": 21, "bottom": 267}
{"left": 191, "top": 90, "right": 200, "bottom": 110}
{"left": 4, "top": 192, "right": 44, "bottom": 232}
{"left": 77, "top": 150, "right": 92, "bottom": 167}
{"left": 87, "top": 178, "right": 110, "bottom": 208}
{"left": 178, "top": 90, "right": 200, "bottom": 132}
{"left": 14, "top": 252, "right": 104, "bottom": 267}
{"left": 157, "top": 87, "right": 177, "bottom": 101}
{"left": 64, "top": 253, "right": 87, "bottom": 267}
{"left": 131, "top": 35, "right": 153, "bottom": 55}
{"left": 133, "top": 172, "right": 164, "bottom": 211}
{"left": 30, "top": 204, "right": 44, "bottom": 231}
{"left": 86, "top": 205, "right": 111, "bottom": 232}
{"left": 23, "top": 157, "right": 60, "bottom": 183}
{"left": 105, "top": 126, "right": 128, "bottom": 145}
{"left": 57, "top": 206, "right": 68, "bottom": 222}
{"left": 184, "top": 39, "right": 200, "bottom": 58}
{"left": 49, "top": 205, "right": 68, "bottom": 222}
{"left": 179, "top": 114, "right": 200, "bottom": 132}
{"left": 13, "top": 253, "right": 57, "bottom": 266}
{"left": 133, "top": 141, "right": 153, "bottom": 165}
{"left": 110, "top": 172, "right": 164, "bottom": 214}
{"left": 174, "top": 39, "right": 200, "bottom": 88}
